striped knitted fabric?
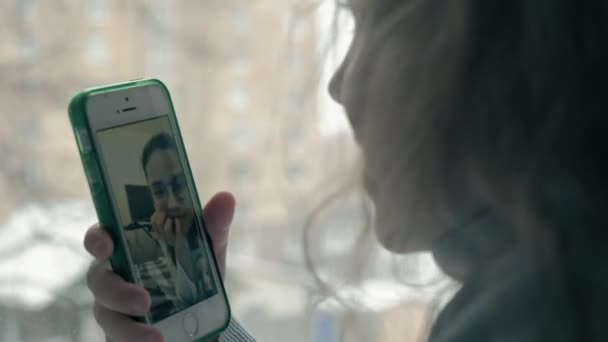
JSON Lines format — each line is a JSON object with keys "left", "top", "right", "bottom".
{"left": 219, "top": 319, "right": 257, "bottom": 342}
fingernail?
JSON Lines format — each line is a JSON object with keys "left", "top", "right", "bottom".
{"left": 146, "top": 331, "right": 162, "bottom": 342}
{"left": 132, "top": 293, "right": 149, "bottom": 313}
{"left": 94, "top": 241, "right": 107, "bottom": 256}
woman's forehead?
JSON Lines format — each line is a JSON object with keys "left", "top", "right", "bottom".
{"left": 145, "top": 149, "right": 183, "bottom": 176}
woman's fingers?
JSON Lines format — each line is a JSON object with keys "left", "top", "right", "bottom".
{"left": 84, "top": 224, "right": 114, "bottom": 260}
{"left": 163, "top": 217, "right": 176, "bottom": 245}
{"left": 203, "top": 192, "right": 236, "bottom": 278}
{"left": 93, "top": 303, "right": 163, "bottom": 342}
{"left": 84, "top": 192, "right": 236, "bottom": 342}
{"left": 175, "top": 218, "right": 185, "bottom": 236}
{"left": 152, "top": 211, "right": 164, "bottom": 231}
{"left": 85, "top": 224, "right": 162, "bottom": 341}
{"left": 87, "top": 261, "right": 151, "bottom": 317}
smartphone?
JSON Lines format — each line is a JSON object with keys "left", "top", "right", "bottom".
{"left": 69, "top": 79, "right": 230, "bottom": 341}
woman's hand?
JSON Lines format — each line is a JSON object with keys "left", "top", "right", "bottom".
{"left": 84, "top": 192, "right": 236, "bottom": 342}
{"left": 150, "top": 212, "right": 190, "bottom": 247}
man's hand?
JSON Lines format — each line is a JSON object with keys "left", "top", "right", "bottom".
{"left": 84, "top": 192, "right": 235, "bottom": 342}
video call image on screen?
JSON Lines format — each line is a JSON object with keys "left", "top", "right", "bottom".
{"left": 97, "top": 116, "right": 218, "bottom": 323}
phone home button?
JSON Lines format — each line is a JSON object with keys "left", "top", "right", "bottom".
{"left": 182, "top": 313, "right": 199, "bottom": 337}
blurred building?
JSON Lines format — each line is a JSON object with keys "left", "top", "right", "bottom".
{"left": 0, "top": 201, "right": 101, "bottom": 341}
{"left": 0, "top": 0, "right": 325, "bottom": 259}
{"left": 0, "top": 0, "right": 338, "bottom": 341}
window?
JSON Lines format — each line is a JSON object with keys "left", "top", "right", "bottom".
{"left": 82, "top": 35, "right": 112, "bottom": 66}
{"left": 17, "top": 35, "right": 40, "bottom": 59}
{"left": 229, "top": 48, "right": 252, "bottom": 74}
{"left": 142, "top": 1, "right": 176, "bottom": 86}
{"left": 282, "top": 14, "right": 310, "bottom": 41}
{"left": 14, "top": 115, "right": 42, "bottom": 144}
{"left": 291, "top": 18, "right": 310, "bottom": 41}
{"left": 231, "top": 122, "right": 257, "bottom": 152}
{"left": 85, "top": 0, "right": 110, "bottom": 24}
{"left": 20, "top": 0, "right": 40, "bottom": 22}
{"left": 230, "top": 159, "right": 256, "bottom": 186}
{"left": 20, "top": 166, "right": 46, "bottom": 192}
{"left": 286, "top": 126, "right": 305, "bottom": 146}
{"left": 226, "top": 86, "right": 252, "bottom": 112}
{"left": 144, "top": 43, "right": 174, "bottom": 89}
{"left": 285, "top": 89, "right": 305, "bottom": 114}
{"left": 142, "top": 0, "right": 176, "bottom": 28}
{"left": 231, "top": 160, "right": 256, "bottom": 186}
{"left": 228, "top": 7, "right": 251, "bottom": 34}
{"left": 287, "top": 51, "right": 305, "bottom": 72}
{"left": 286, "top": 161, "right": 306, "bottom": 182}
{"left": 0, "top": 2, "right": 443, "bottom": 341}
{"left": 145, "top": 43, "right": 173, "bottom": 67}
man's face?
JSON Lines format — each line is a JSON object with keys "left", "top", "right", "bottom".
{"left": 145, "top": 148, "right": 194, "bottom": 229}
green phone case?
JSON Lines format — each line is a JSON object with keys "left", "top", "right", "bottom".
{"left": 68, "top": 79, "right": 231, "bottom": 341}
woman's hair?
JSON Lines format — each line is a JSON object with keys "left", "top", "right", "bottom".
{"left": 347, "top": 0, "right": 608, "bottom": 339}
{"left": 141, "top": 132, "right": 177, "bottom": 176}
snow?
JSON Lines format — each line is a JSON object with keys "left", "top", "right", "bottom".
{"left": 0, "top": 200, "right": 97, "bottom": 310}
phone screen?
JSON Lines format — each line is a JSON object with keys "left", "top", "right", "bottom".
{"left": 96, "top": 115, "right": 218, "bottom": 323}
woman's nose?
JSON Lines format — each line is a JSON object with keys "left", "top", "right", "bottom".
{"left": 167, "top": 192, "right": 179, "bottom": 208}
{"left": 329, "top": 64, "right": 345, "bottom": 105}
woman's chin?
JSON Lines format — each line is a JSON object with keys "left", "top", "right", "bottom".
{"left": 374, "top": 217, "right": 434, "bottom": 254}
